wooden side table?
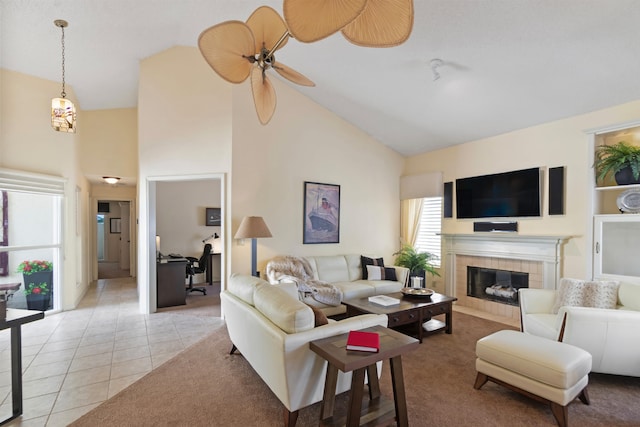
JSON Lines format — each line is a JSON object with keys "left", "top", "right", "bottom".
{"left": 310, "top": 325, "right": 419, "bottom": 427}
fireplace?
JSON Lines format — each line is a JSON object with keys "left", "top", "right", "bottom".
{"left": 443, "top": 233, "right": 570, "bottom": 322}
{"left": 467, "top": 266, "right": 529, "bottom": 306}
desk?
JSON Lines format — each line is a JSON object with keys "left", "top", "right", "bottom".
{"left": 310, "top": 325, "right": 419, "bottom": 427}
{"left": 0, "top": 309, "right": 44, "bottom": 425}
{"left": 206, "top": 252, "right": 221, "bottom": 285}
{"left": 157, "top": 258, "right": 187, "bottom": 308}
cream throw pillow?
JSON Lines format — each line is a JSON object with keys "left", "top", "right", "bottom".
{"left": 552, "top": 278, "right": 620, "bottom": 314}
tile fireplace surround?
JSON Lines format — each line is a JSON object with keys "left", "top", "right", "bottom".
{"left": 443, "top": 234, "right": 570, "bottom": 323}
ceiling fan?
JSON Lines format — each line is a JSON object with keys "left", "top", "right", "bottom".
{"left": 198, "top": 6, "right": 314, "bottom": 125}
{"left": 198, "top": 1, "right": 413, "bottom": 125}
{"left": 283, "top": 0, "right": 414, "bottom": 46}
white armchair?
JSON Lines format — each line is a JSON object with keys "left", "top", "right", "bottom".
{"left": 519, "top": 280, "right": 640, "bottom": 377}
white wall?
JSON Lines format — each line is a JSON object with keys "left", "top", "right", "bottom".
{"left": 156, "top": 179, "right": 222, "bottom": 258}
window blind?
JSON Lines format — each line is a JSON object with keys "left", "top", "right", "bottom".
{"left": 414, "top": 197, "right": 442, "bottom": 267}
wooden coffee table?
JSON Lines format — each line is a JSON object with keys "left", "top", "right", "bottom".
{"left": 343, "top": 292, "right": 457, "bottom": 343}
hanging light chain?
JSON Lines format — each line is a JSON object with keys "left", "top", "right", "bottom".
{"left": 55, "top": 20, "right": 68, "bottom": 98}
{"left": 60, "top": 23, "right": 66, "bottom": 98}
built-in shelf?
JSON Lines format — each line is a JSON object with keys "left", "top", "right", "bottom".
{"left": 595, "top": 183, "right": 640, "bottom": 192}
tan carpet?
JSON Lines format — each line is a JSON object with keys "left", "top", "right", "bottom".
{"left": 70, "top": 312, "right": 640, "bottom": 426}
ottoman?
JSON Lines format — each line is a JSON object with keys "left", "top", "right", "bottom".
{"left": 474, "top": 330, "right": 592, "bottom": 427}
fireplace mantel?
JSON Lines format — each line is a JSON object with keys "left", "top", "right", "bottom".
{"left": 442, "top": 234, "right": 572, "bottom": 296}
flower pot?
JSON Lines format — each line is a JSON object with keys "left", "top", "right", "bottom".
{"left": 614, "top": 167, "right": 640, "bottom": 185}
{"left": 26, "top": 294, "right": 51, "bottom": 311}
{"left": 23, "top": 271, "right": 53, "bottom": 311}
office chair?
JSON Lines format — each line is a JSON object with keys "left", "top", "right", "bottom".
{"left": 185, "top": 243, "right": 211, "bottom": 295}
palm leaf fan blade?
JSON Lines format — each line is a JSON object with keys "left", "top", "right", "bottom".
{"left": 341, "top": 0, "right": 414, "bottom": 47}
{"left": 246, "top": 6, "right": 289, "bottom": 54}
{"left": 272, "top": 62, "right": 315, "bottom": 87}
{"left": 198, "top": 21, "right": 255, "bottom": 83}
{"left": 251, "top": 67, "right": 277, "bottom": 125}
{"left": 283, "top": 0, "right": 367, "bottom": 43}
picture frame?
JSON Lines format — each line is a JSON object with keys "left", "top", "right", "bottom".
{"left": 303, "top": 181, "right": 340, "bottom": 244}
{"left": 110, "top": 218, "right": 121, "bottom": 234}
{"left": 206, "top": 207, "right": 221, "bottom": 226}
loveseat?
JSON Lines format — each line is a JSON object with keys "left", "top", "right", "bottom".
{"left": 519, "top": 278, "right": 640, "bottom": 377}
{"left": 221, "top": 273, "right": 388, "bottom": 426}
{"left": 267, "top": 254, "right": 409, "bottom": 316}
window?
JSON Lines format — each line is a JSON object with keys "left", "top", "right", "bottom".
{"left": 0, "top": 168, "right": 64, "bottom": 311}
{"left": 414, "top": 197, "right": 442, "bottom": 268}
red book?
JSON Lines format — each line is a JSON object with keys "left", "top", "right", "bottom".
{"left": 346, "top": 330, "right": 380, "bottom": 353}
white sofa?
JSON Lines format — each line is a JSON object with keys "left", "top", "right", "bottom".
{"left": 268, "top": 254, "right": 409, "bottom": 316}
{"left": 519, "top": 279, "right": 640, "bottom": 377}
{"left": 221, "top": 273, "right": 388, "bottom": 426}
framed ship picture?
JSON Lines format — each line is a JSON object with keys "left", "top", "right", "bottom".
{"left": 303, "top": 181, "right": 340, "bottom": 244}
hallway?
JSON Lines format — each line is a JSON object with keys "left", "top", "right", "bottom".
{"left": 0, "top": 276, "right": 223, "bottom": 426}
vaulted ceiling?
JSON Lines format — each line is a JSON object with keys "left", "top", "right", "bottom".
{"left": 2, "top": 1, "right": 640, "bottom": 156}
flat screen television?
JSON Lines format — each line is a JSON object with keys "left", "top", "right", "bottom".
{"left": 456, "top": 167, "right": 541, "bottom": 219}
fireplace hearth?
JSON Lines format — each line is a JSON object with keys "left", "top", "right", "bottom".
{"left": 467, "top": 266, "right": 528, "bottom": 306}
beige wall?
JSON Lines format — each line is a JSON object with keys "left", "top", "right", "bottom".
{"left": 0, "top": 69, "right": 90, "bottom": 309}
{"left": 5, "top": 47, "right": 640, "bottom": 315}
{"left": 137, "top": 46, "right": 404, "bottom": 311}
{"left": 137, "top": 46, "right": 232, "bottom": 312}
{"left": 81, "top": 108, "right": 138, "bottom": 181}
{"left": 405, "top": 100, "right": 640, "bottom": 279}
{"left": 231, "top": 70, "right": 405, "bottom": 276}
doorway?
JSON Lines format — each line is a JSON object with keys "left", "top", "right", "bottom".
{"left": 146, "top": 174, "right": 225, "bottom": 314}
{"left": 97, "top": 200, "right": 131, "bottom": 279}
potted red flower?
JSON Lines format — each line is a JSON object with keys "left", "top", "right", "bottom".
{"left": 17, "top": 260, "right": 53, "bottom": 311}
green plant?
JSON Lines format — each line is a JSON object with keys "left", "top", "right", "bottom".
{"left": 393, "top": 245, "right": 440, "bottom": 277}
{"left": 593, "top": 141, "right": 640, "bottom": 184}
{"left": 24, "top": 282, "right": 50, "bottom": 296}
{"left": 16, "top": 260, "right": 53, "bottom": 275}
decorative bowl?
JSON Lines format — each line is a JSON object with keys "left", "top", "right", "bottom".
{"left": 616, "top": 188, "right": 640, "bottom": 213}
{"left": 401, "top": 287, "right": 434, "bottom": 297}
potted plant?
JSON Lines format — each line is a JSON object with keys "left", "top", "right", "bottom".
{"left": 17, "top": 260, "right": 53, "bottom": 311}
{"left": 393, "top": 245, "right": 440, "bottom": 287}
{"left": 593, "top": 141, "right": 640, "bottom": 185}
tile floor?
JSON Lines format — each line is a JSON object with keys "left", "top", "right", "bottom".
{"left": 0, "top": 277, "right": 224, "bottom": 426}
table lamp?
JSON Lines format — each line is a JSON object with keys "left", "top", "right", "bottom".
{"left": 234, "top": 216, "right": 272, "bottom": 277}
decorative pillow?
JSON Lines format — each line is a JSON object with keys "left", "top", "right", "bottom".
{"left": 552, "top": 278, "right": 620, "bottom": 314}
{"left": 308, "top": 305, "right": 329, "bottom": 327}
{"left": 583, "top": 280, "right": 620, "bottom": 309}
{"left": 365, "top": 265, "right": 398, "bottom": 281}
{"left": 618, "top": 282, "right": 640, "bottom": 311}
{"left": 360, "top": 256, "right": 384, "bottom": 280}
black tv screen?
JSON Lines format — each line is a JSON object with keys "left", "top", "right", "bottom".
{"left": 456, "top": 168, "right": 541, "bottom": 219}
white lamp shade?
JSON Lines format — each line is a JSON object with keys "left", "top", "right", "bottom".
{"left": 234, "top": 216, "right": 272, "bottom": 239}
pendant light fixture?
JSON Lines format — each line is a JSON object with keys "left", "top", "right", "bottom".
{"left": 51, "top": 19, "right": 76, "bottom": 133}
